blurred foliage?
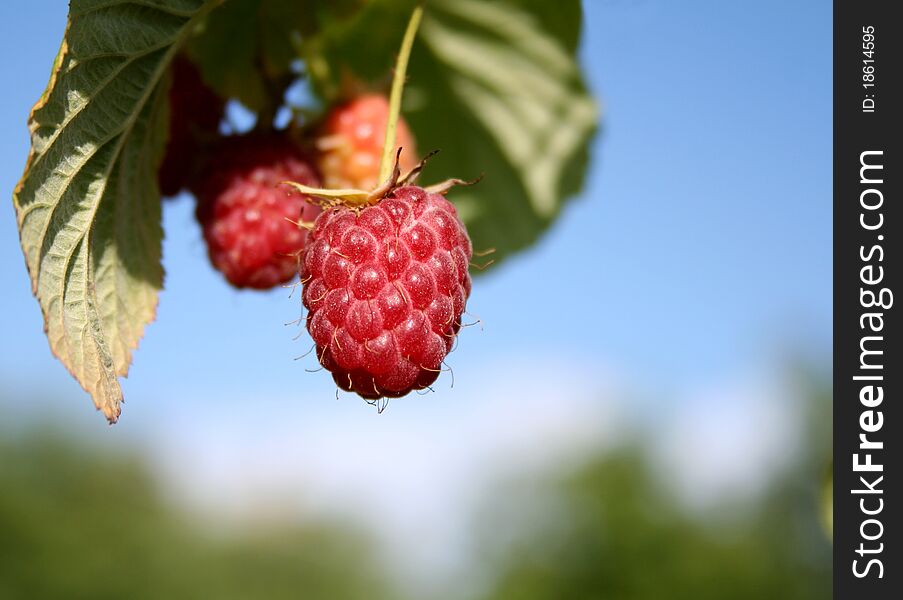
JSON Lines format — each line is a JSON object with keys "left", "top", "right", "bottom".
{"left": 187, "top": 0, "right": 312, "bottom": 115}
{"left": 0, "top": 429, "right": 395, "bottom": 600}
{"left": 0, "top": 369, "right": 830, "bottom": 599}
{"left": 302, "top": 0, "right": 598, "bottom": 265}
{"left": 474, "top": 371, "right": 832, "bottom": 600}
{"left": 189, "top": 0, "right": 598, "bottom": 268}
{"left": 476, "top": 450, "right": 831, "bottom": 600}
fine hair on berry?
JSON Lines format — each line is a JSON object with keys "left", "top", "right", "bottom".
{"left": 302, "top": 185, "right": 472, "bottom": 400}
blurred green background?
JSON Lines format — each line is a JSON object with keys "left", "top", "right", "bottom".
{"left": 1, "top": 370, "right": 830, "bottom": 599}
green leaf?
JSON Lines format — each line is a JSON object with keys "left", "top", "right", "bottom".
{"left": 308, "top": 0, "right": 599, "bottom": 265}
{"left": 13, "top": 0, "right": 216, "bottom": 422}
{"left": 187, "top": 0, "right": 269, "bottom": 112}
{"left": 187, "top": 0, "right": 315, "bottom": 115}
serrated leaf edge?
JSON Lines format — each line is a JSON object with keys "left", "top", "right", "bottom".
{"left": 13, "top": 0, "right": 219, "bottom": 423}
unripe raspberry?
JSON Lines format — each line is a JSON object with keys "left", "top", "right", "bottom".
{"left": 302, "top": 185, "right": 472, "bottom": 399}
{"left": 194, "top": 133, "right": 322, "bottom": 289}
{"left": 316, "top": 94, "right": 419, "bottom": 190}
{"left": 158, "top": 55, "right": 224, "bottom": 197}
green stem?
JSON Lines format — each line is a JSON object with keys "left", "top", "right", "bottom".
{"left": 378, "top": 4, "right": 424, "bottom": 184}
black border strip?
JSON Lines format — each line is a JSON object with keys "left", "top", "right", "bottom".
{"left": 834, "top": 1, "right": 899, "bottom": 596}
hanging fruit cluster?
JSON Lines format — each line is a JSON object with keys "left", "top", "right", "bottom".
{"left": 13, "top": 0, "right": 595, "bottom": 422}
{"left": 161, "top": 7, "right": 474, "bottom": 404}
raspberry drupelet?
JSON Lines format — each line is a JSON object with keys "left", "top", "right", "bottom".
{"left": 301, "top": 185, "right": 472, "bottom": 399}
{"left": 194, "top": 133, "right": 322, "bottom": 289}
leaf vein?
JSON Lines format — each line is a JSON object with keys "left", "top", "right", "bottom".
{"left": 72, "top": 0, "right": 200, "bottom": 20}
{"left": 28, "top": 40, "right": 175, "bottom": 178}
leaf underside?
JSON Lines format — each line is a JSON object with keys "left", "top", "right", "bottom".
{"left": 13, "top": 0, "right": 215, "bottom": 422}
{"left": 417, "top": 0, "right": 598, "bottom": 256}
{"left": 307, "top": 0, "right": 599, "bottom": 265}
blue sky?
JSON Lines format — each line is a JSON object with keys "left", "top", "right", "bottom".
{"left": 1, "top": 1, "right": 830, "bottom": 425}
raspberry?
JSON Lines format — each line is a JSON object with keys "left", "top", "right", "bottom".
{"left": 158, "top": 55, "right": 224, "bottom": 197}
{"left": 194, "top": 132, "right": 322, "bottom": 289}
{"left": 301, "top": 185, "right": 472, "bottom": 399}
{"left": 316, "top": 94, "right": 419, "bottom": 191}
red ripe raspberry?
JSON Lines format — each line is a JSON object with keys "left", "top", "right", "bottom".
{"left": 159, "top": 55, "right": 224, "bottom": 197}
{"left": 302, "top": 185, "right": 472, "bottom": 399}
{"left": 316, "top": 94, "right": 419, "bottom": 190}
{"left": 194, "top": 133, "right": 322, "bottom": 289}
